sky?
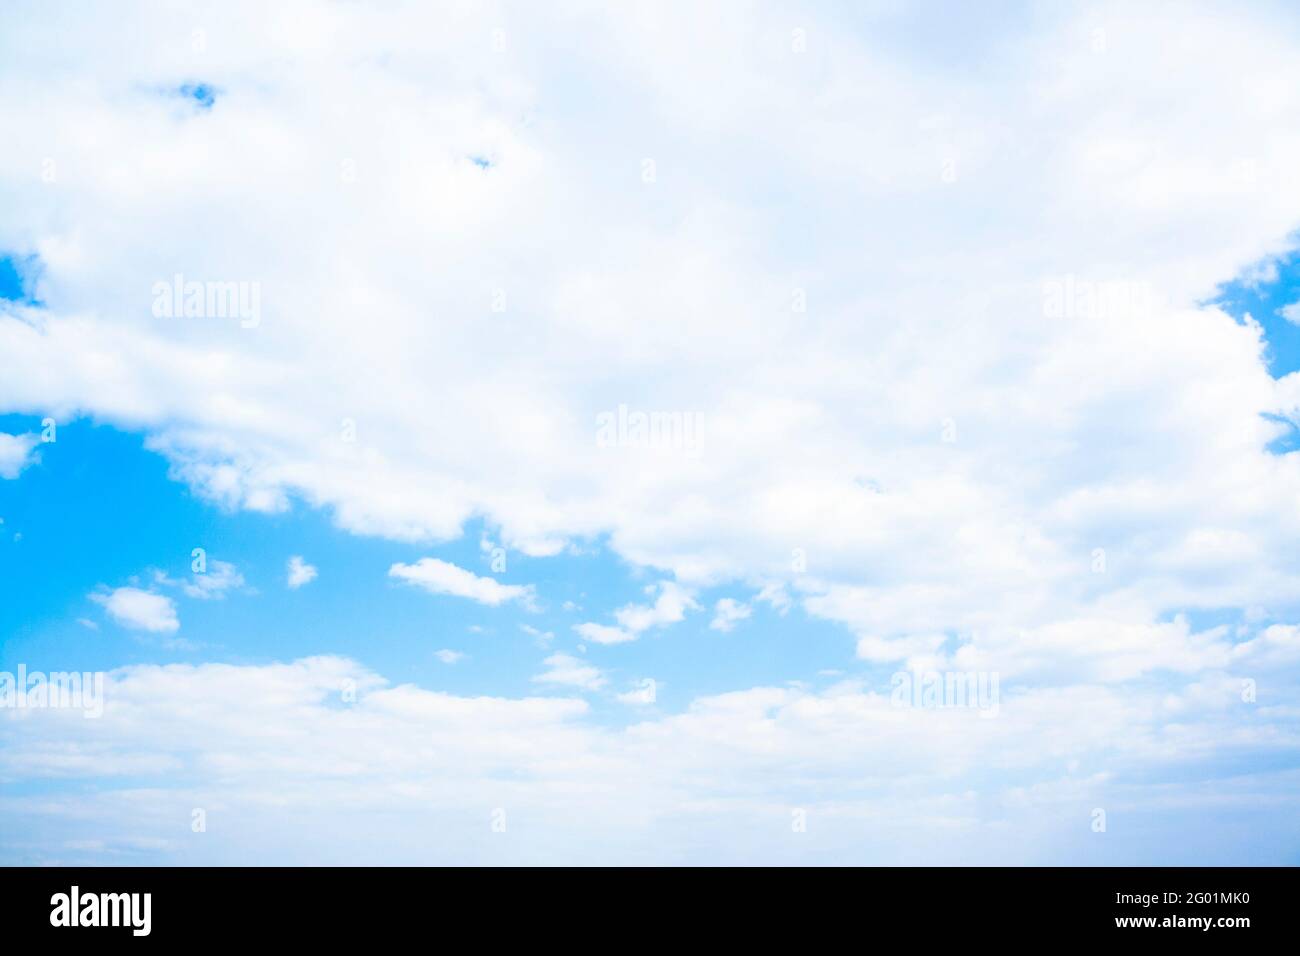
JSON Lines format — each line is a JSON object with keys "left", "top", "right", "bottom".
{"left": 2, "top": 0, "right": 1300, "bottom": 865}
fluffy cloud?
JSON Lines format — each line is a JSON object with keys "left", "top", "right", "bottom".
{"left": 710, "top": 598, "right": 751, "bottom": 632}
{"left": 615, "top": 582, "right": 698, "bottom": 632}
{"left": 531, "top": 653, "right": 605, "bottom": 691}
{"left": 89, "top": 587, "right": 179, "bottom": 633}
{"left": 286, "top": 555, "right": 317, "bottom": 589}
{"left": 389, "top": 558, "right": 535, "bottom": 608}
{"left": 434, "top": 649, "right": 465, "bottom": 664}
{"left": 576, "top": 581, "right": 699, "bottom": 645}
{"left": 0, "top": 432, "right": 38, "bottom": 479}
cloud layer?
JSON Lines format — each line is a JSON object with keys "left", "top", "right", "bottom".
{"left": 2, "top": 652, "right": 1297, "bottom": 864}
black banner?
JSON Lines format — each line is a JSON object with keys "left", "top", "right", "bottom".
{"left": 0, "top": 866, "right": 1292, "bottom": 943}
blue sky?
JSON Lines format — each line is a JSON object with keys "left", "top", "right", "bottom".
{"left": 0, "top": 409, "right": 860, "bottom": 718}
{"left": 4, "top": 0, "right": 1300, "bottom": 866}
{"left": 1214, "top": 252, "right": 1300, "bottom": 378}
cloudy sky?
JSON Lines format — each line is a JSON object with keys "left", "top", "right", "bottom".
{"left": 3, "top": 0, "right": 1300, "bottom": 864}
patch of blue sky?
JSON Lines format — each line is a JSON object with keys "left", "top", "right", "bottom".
{"left": 0, "top": 414, "right": 860, "bottom": 727}
{"left": 0, "top": 253, "right": 42, "bottom": 305}
{"left": 1210, "top": 248, "right": 1300, "bottom": 377}
{"left": 1211, "top": 251, "right": 1300, "bottom": 460}
{"left": 1263, "top": 413, "right": 1300, "bottom": 455}
{"left": 177, "top": 82, "right": 217, "bottom": 110}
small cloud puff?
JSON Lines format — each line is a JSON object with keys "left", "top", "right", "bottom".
{"left": 710, "top": 598, "right": 752, "bottom": 632}
{"left": 90, "top": 587, "right": 179, "bottom": 633}
{"left": 0, "top": 432, "right": 39, "bottom": 480}
{"left": 287, "top": 555, "right": 318, "bottom": 589}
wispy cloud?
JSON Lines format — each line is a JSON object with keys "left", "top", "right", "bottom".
{"left": 709, "top": 598, "right": 751, "bottom": 632}
{"left": 390, "top": 558, "right": 535, "bottom": 608}
{"left": 532, "top": 653, "right": 605, "bottom": 690}
{"left": 177, "top": 560, "right": 245, "bottom": 600}
{"left": 576, "top": 581, "right": 697, "bottom": 645}
{"left": 0, "top": 432, "right": 38, "bottom": 479}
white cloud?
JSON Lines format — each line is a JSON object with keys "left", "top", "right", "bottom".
{"left": 1280, "top": 301, "right": 1300, "bottom": 326}
{"left": 286, "top": 555, "right": 318, "bottom": 589}
{"left": 531, "top": 653, "right": 605, "bottom": 691}
{"left": 709, "top": 598, "right": 751, "bottom": 632}
{"left": 434, "top": 649, "right": 465, "bottom": 664}
{"left": 755, "top": 583, "right": 792, "bottom": 615}
{"left": 617, "top": 680, "right": 657, "bottom": 706}
{"left": 576, "top": 581, "right": 698, "bottom": 645}
{"left": 1242, "top": 259, "right": 1280, "bottom": 289}
{"left": 175, "top": 560, "right": 244, "bottom": 599}
{"left": 2, "top": 654, "right": 1298, "bottom": 864}
{"left": 615, "top": 582, "right": 698, "bottom": 633}
{"left": 573, "top": 622, "right": 636, "bottom": 645}
{"left": 0, "top": 433, "right": 38, "bottom": 479}
{"left": 388, "top": 558, "right": 534, "bottom": 608}
{"left": 89, "top": 587, "right": 179, "bottom": 633}
{"left": 520, "top": 624, "right": 553, "bottom": 644}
